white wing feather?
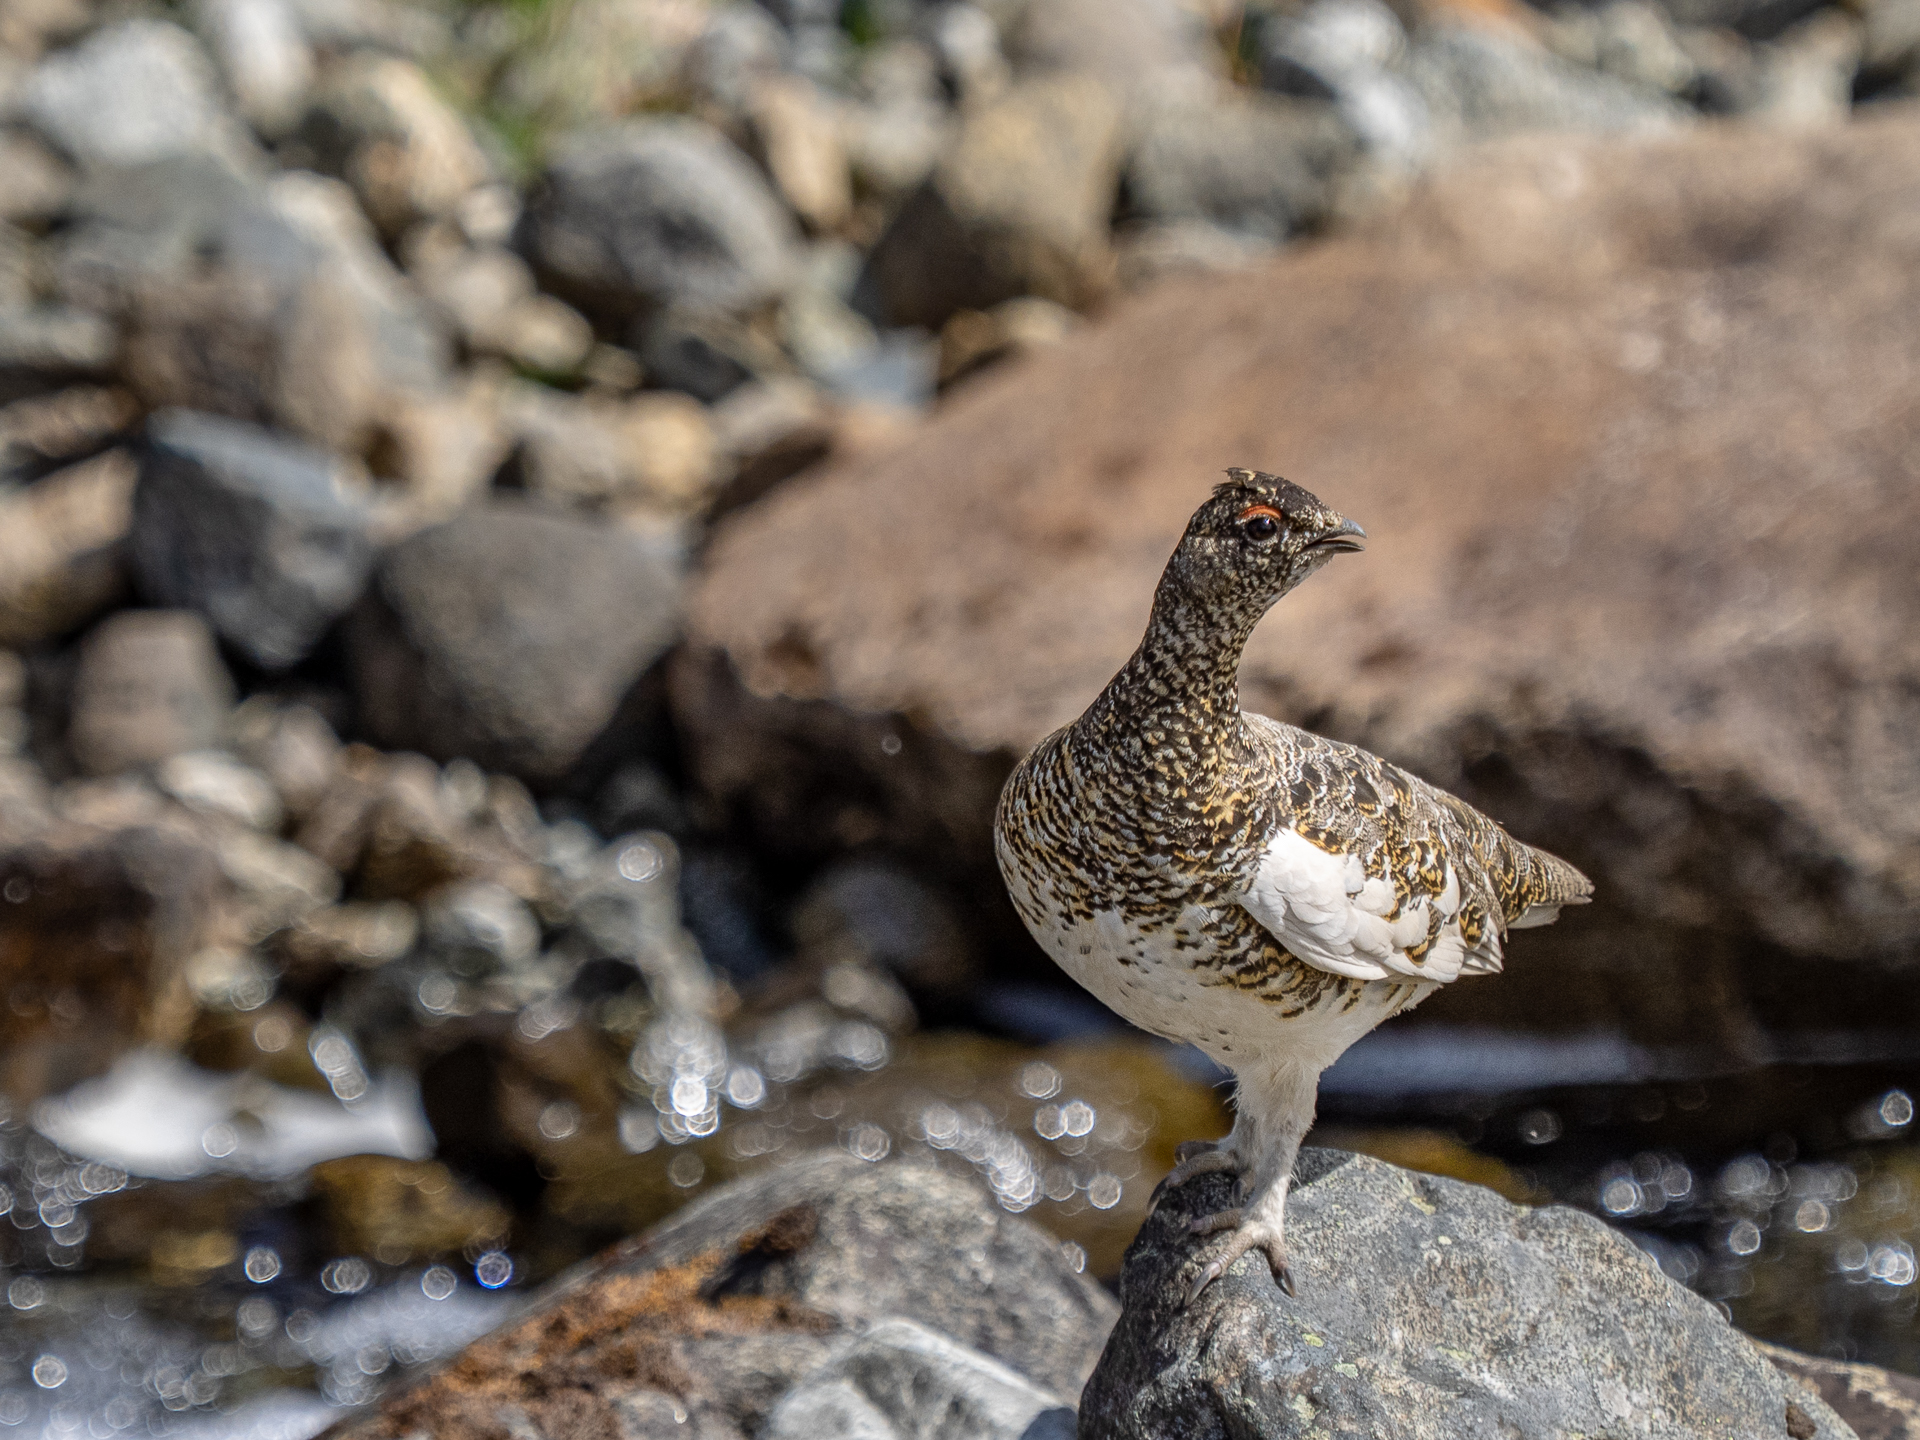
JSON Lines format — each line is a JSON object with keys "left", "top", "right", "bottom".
{"left": 1240, "top": 828, "right": 1489, "bottom": 985}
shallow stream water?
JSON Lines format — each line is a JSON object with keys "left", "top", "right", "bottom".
{"left": 0, "top": 1022, "right": 1913, "bottom": 1436}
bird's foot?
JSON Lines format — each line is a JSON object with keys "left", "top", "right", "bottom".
{"left": 1183, "top": 1219, "right": 1293, "bottom": 1306}
{"left": 1188, "top": 1207, "right": 1242, "bottom": 1236}
{"left": 1147, "top": 1141, "right": 1246, "bottom": 1216}
{"left": 1174, "top": 1138, "right": 1227, "bottom": 1164}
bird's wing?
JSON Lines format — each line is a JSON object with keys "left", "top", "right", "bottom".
{"left": 1237, "top": 717, "right": 1592, "bottom": 984}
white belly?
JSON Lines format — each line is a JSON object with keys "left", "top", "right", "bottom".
{"left": 1003, "top": 863, "right": 1431, "bottom": 1071}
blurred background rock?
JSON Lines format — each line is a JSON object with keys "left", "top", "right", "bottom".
{"left": 0, "top": 0, "right": 1918, "bottom": 1432}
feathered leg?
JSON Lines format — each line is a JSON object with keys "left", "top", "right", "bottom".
{"left": 1184, "top": 1057, "right": 1320, "bottom": 1304}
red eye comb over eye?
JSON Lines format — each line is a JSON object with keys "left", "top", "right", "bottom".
{"left": 1236, "top": 505, "right": 1283, "bottom": 524}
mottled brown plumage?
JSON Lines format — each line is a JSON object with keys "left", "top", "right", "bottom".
{"left": 994, "top": 469, "right": 1590, "bottom": 1300}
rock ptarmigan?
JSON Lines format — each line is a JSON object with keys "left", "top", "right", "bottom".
{"left": 994, "top": 469, "right": 1592, "bottom": 1301}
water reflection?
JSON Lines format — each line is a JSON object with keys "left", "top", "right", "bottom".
{"left": 1322, "top": 1069, "right": 1920, "bottom": 1375}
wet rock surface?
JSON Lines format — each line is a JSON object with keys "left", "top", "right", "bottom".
{"left": 680, "top": 103, "right": 1920, "bottom": 1056}
{"left": 325, "top": 1150, "right": 1114, "bottom": 1439}
{"left": 1084, "top": 1148, "right": 1852, "bottom": 1439}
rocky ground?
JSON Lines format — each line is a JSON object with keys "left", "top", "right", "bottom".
{"left": 3, "top": 0, "right": 1920, "bottom": 1432}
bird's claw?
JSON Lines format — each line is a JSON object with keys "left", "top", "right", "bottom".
{"left": 1182, "top": 1220, "right": 1293, "bottom": 1306}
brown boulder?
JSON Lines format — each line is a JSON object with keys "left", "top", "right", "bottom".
{"left": 678, "top": 105, "right": 1920, "bottom": 1055}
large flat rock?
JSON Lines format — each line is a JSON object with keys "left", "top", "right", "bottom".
{"left": 676, "top": 105, "right": 1920, "bottom": 1054}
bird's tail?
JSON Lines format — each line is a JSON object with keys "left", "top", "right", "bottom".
{"left": 1509, "top": 842, "right": 1593, "bottom": 928}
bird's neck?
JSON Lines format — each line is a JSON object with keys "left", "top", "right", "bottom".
{"left": 1077, "top": 581, "right": 1255, "bottom": 786}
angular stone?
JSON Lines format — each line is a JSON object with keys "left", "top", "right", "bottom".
{"left": 52, "top": 153, "right": 255, "bottom": 314}
{"left": 289, "top": 745, "right": 546, "bottom": 903}
{"left": 228, "top": 696, "right": 341, "bottom": 819}
{"left": 347, "top": 501, "right": 684, "bottom": 783}
{"left": 132, "top": 409, "right": 375, "bottom": 669}
{"left": 676, "top": 107, "right": 1920, "bottom": 1052}
{"left": 519, "top": 117, "right": 801, "bottom": 324}
{"left": 68, "top": 610, "right": 234, "bottom": 776}
{"left": 1260, "top": 0, "right": 1433, "bottom": 168}
{"left": 19, "top": 19, "right": 255, "bottom": 172}
{"left": 1083, "top": 1149, "right": 1851, "bottom": 1439}
{"left": 325, "top": 1150, "right": 1115, "bottom": 1440}
{"left": 856, "top": 73, "right": 1124, "bottom": 328}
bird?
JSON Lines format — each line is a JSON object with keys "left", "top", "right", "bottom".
{"left": 994, "top": 468, "right": 1591, "bottom": 1303}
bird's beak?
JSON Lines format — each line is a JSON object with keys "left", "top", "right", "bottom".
{"left": 1309, "top": 515, "right": 1367, "bottom": 554}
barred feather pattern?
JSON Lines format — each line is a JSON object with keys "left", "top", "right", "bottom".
{"left": 993, "top": 470, "right": 1591, "bottom": 1061}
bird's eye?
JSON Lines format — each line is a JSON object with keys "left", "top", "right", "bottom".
{"left": 1237, "top": 505, "right": 1282, "bottom": 543}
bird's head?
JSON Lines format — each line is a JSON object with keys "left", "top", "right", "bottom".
{"left": 1160, "top": 468, "right": 1366, "bottom": 619}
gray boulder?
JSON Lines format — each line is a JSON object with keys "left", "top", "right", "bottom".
{"left": 52, "top": 154, "right": 257, "bottom": 312}
{"left": 346, "top": 500, "right": 684, "bottom": 783}
{"left": 1082, "top": 1149, "right": 1852, "bottom": 1439}
{"left": 1405, "top": 22, "right": 1689, "bottom": 143}
{"left": 763, "top": 1319, "right": 1076, "bottom": 1440}
{"left": 1124, "top": 94, "right": 1358, "bottom": 243}
{"left": 519, "top": 118, "right": 800, "bottom": 324}
{"left": 132, "top": 409, "right": 375, "bottom": 669}
{"left": 325, "top": 1150, "right": 1115, "bottom": 1440}
{"left": 19, "top": 19, "right": 256, "bottom": 172}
